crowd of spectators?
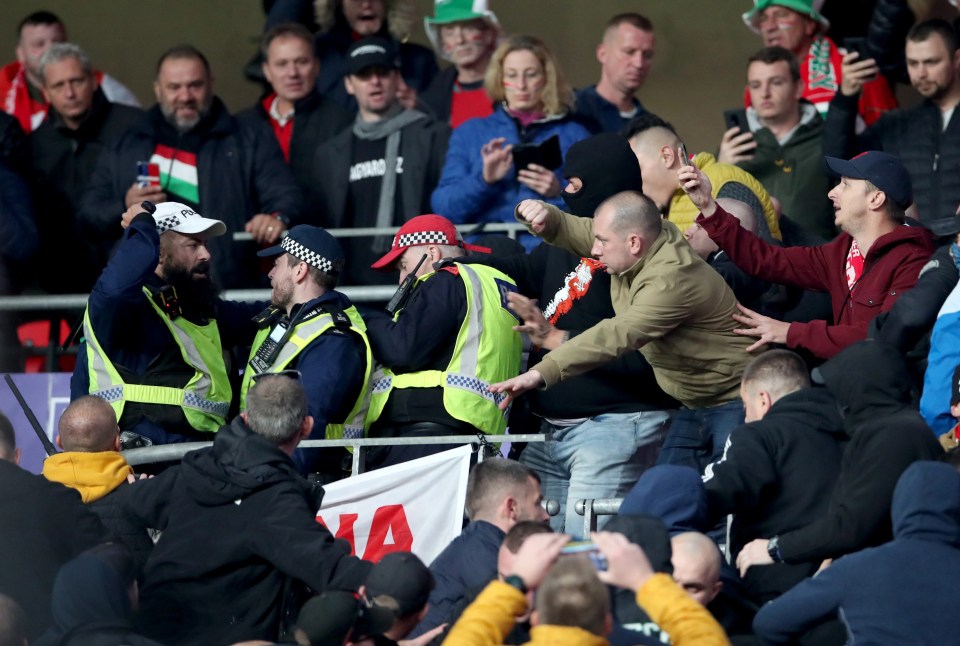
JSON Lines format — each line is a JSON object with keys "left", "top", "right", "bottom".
{"left": 4, "top": 0, "right": 960, "bottom": 644}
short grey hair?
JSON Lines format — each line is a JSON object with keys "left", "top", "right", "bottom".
{"left": 246, "top": 375, "right": 308, "bottom": 445}
{"left": 39, "top": 42, "right": 93, "bottom": 84}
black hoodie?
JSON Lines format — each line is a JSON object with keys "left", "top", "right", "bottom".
{"left": 703, "top": 387, "right": 847, "bottom": 602}
{"left": 121, "top": 417, "right": 370, "bottom": 645}
{"left": 776, "top": 341, "right": 943, "bottom": 563}
{"left": 754, "top": 461, "right": 960, "bottom": 645}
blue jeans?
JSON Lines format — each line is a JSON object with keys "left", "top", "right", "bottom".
{"left": 656, "top": 400, "right": 744, "bottom": 474}
{"left": 520, "top": 410, "right": 671, "bottom": 539}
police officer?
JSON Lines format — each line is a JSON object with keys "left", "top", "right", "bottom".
{"left": 76, "top": 202, "right": 263, "bottom": 445}
{"left": 243, "top": 225, "right": 372, "bottom": 477}
{"left": 364, "top": 214, "right": 523, "bottom": 469}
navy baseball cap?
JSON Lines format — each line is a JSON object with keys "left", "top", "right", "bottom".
{"left": 825, "top": 151, "right": 913, "bottom": 209}
{"left": 345, "top": 37, "right": 400, "bottom": 76}
{"left": 257, "top": 225, "right": 344, "bottom": 275}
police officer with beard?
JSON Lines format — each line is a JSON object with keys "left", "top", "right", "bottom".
{"left": 72, "top": 201, "right": 264, "bottom": 445}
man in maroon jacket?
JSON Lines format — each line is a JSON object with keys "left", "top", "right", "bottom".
{"left": 678, "top": 151, "right": 934, "bottom": 359}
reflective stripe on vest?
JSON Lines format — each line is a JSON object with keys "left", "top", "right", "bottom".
{"left": 365, "top": 263, "right": 522, "bottom": 435}
{"left": 240, "top": 304, "right": 373, "bottom": 440}
{"left": 83, "top": 287, "right": 231, "bottom": 433}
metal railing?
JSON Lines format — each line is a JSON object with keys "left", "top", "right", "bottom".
{"left": 0, "top": 222, "right": 528, "bottom": 312}
{"left": 124, "top": 433, "right": 548, "bottom": 477}
{"left": 575, "top": 498, "right": 624, "bottom": 538}
{"left": 232, "top": 222, "right": 527, "bottom": 242}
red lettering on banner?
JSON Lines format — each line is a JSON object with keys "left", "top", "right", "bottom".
{"left": 316, "top": 512, "right": 360, "bottom": 556}
{"left": 316, "top": 505, "right": 413, "bottom": 560}
{"left": 363, "top": 505, "right": 413, "bottom": 561}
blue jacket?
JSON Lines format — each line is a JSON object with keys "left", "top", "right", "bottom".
{"left": 754, "top": 461, "right": 960, "bottom": 645}
{"left": 408, "top": 519, "right": 505, "bottom": 638}
{"left": 921, "top": 243, "right": 960, "bottom": 436}
{"left": 430, "top": 107, "right": 589, "bottom": 243}
{"left": 71, "top": 214, "right": 264, "bottom": 444}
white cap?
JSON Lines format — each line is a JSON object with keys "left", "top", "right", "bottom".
{"left": 152, "top": 202, "right": 226, "bottom": 237}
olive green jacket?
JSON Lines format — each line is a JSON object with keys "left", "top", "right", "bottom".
{"left": 521, "top": 203, "right": 757, "bottom": 409}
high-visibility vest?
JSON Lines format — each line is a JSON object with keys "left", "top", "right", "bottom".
{"left": 84, "top": 286, "right": 232, "bottom": 434}
{"left": 240, "top": 302, "right": 373, "bottom": 440}
{"left": 365, "top": 263, "right": 522, "bottom": 435}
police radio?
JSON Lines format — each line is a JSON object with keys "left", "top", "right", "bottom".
{"left": 385, "top": 254, "right": 428, "bottom": 317}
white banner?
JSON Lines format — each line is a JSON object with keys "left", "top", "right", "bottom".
{"left": 317, "top": 446, "right": 472, "bottom": 564}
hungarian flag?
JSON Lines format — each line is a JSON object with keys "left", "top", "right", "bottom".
{"left": 150, "top": 144, "right": 200, "bottom": 205}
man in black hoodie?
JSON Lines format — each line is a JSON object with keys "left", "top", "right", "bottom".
{"left": 703, "top": 349, "right": 847, "bottom": 603}
{"left": 736, "top": 340, "right": 943, "bottom": 577}
{"left": 121, "top": 374, "right": 371, "bottom": 645}
{"left": 468, "top": 132, "right": 677, "bottom": 537}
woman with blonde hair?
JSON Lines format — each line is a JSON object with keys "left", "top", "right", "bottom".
{"left": 431, "top": 34, "right": 590, "bottom": 245}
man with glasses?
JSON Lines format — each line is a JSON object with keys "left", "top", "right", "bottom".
{"left": 241, "top": 225, "right": 372, "bottom": 478}
{"left": 420, "top": 0, "right": 501, "bottom": 128}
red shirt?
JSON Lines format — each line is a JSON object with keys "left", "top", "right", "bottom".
{"left": 262, "top": 93, "right": 294, "bottom": 162}
{"left": 450, "top": 81, "right": 493, "bottom": 128}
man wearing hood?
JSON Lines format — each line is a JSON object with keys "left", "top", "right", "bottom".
{"left": 702, "top": 349, "right": 846, "bottom": 603}
{"left": 121, "top": 374, "right": 371, "bottom": 645}
{"left": 80, "top": 45, "right": 303, "bottom": 289}
{"left": 465, "top": 133, "right": 676, "bottom": 537}
{"left": 753, "top": 461, "right": 960, "bottom": 644}
{"left": 736, "top": 341, "right": 943, "bottom": 576}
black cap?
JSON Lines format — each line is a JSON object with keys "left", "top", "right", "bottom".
{"left": 364, "top": 552, "right": 435, "bottom": 617}
{"left": 257, "top": 224, "right": 344, "bottom": 275}
{"left": 824, "top": 151, "right": 913, "bottom": 209}
{"left": 296, "top": 591, "right": 394, "bottom": 646}
{"left": 345, "top": 37, "right": 400, "bottom": 76}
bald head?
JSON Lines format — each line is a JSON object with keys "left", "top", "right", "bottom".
{"left": 598, "top": 191, "right": 662, "bottom": 243}
{"left": 628, "top": 125, "right": 680, "bottom": 159}
{"left": 622, "top": 122, "right": 688, "bottom": 209}
{"left": 57, "top": 396, "right": 119, "bottom": 452}
{"left": 716, "top": 198, "right": 758, "bottom": 234}
{"left": 671, "top": 532, "right": 722, "bottom": 606}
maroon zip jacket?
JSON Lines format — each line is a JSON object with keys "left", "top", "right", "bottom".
{"left": 697, "top": 205, "right": 934, "bottom": 358}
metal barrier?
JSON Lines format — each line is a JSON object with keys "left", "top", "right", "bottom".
{"left": 232, "top": 222, "right": 528, "bottom": 242}
{"left": 124, "top": 433, "right": 548, "bottom": 477}
{"left": 124, "top": 432, "right": 561, "bottom": 517}
{"left": 0, "top": 222, "right": 528, "bottom": 313}
{"left": 574, "top": 498, "right": 624, "bottom": 539}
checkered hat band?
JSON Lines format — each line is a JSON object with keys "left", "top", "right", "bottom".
{"left": 395, "top": 230, "right": 457, "bottom": 248}
{"left": 281, "top": 236, "right": 336, "bottom": 273}
{"left": 155, "top": 215, "right": 180, "bottom": 234}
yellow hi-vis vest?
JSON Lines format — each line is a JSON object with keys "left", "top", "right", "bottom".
{"left": 239, "top": 303, "right": 373, "bottom": 440}
{"left": 365, "top": 263, "right": 523, "bottom": 435}
{"left": 83, "top": 286, "right": 232, "bottom": 434}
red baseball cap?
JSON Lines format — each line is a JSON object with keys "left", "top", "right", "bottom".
{"left": 371, "top": 214, "right": 491, "bottom": 271}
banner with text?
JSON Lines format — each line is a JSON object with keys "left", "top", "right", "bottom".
{"left": 317, "top": 446, "right": 472, "bottom": 564}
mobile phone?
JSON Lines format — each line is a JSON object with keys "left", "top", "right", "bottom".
{"left": 678, "top": 142, "right": 692, "bottom": 166}
{"left": 723, "top": 109, "right": 746, "bottom": 132}
{"left": 560, "top": 541, "right": 608, "bottom": 571}
{"left": 843, "top": 37, "right": 871, "bottom": 61}
{"left": 136, "top": 161, "right": 161, "bottom": 188}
